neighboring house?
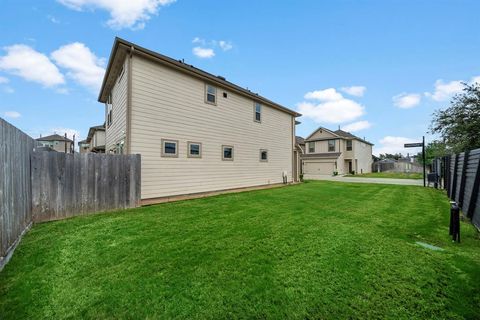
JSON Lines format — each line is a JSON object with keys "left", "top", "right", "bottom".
{"left": 78, "top": 140, "right": 89, "bottom": 153}
{"left": 373, "top": 157, "right": 424, "bottom": 173}
{"left": 295, "top": 136, "right": 305, "bottom": 153}
{"left": 302, "top": 127, "right": 373, "bottom": 176}
{"left": 98, "top": 37, "right": 301, "bottom": 201}
{"left": 295, "top": 135, "right": 306, "bottom": 177}
{"left": 77, "top": 125, "right": 106, "bottom": 153}
{"left": 36, "top": 134, "right": 73, "bottom": 153}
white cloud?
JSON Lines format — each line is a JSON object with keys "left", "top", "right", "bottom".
{"left": 0, "top": 44, "right": 65, "bottom": 87}
{"left": 373, "top": 136, "right": 420, "bottom": 156}
{"left": 304, "top": 88, "right": 343, "bottom": 101}
{"left": 192, "top": 37, "right": 206, "bottom": 45}
{"left": 192, "top": 47, "right": 215, "bottom": 59}
{"left": 470, "top": 75, "right": 480, "bottom": 84}
{"left": 298, "top": 88, "right": 365, "bottom": 123}
{"left": 57, "top": 0, "right": 175, "bottom": 30}
{"left": 51, "top": 42, "right": 105, "bottom": 92}
{"left": 425, "top": 79, "right": 463, "bottom": 102}
{"left": 3, "top": 111, "right": 21, "bottom": 118}
{"left": 191, "top": 37, "right": 233, "bottom": 57}
{"left": 342, "top": 120, "right": 371, "bottom": 132}
{"left": 47, "top": 15, "right": 60, "bottom": 23}
{"left": 219, "top": 41, "right": 233, "bottom": 51}
{"left": 49, "top": 127, "right": 81, "bottom": 141}
{"left": 341, "top": 86, "right": 366, "bottom": 97}
{"left": 393, "top": 93, "right": 421, "bottom": 109}
{"left": 0, "top": 76, "right": 9, "bottom": 84}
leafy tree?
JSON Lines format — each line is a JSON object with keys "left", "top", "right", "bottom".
{"left": 379, "top": 153, "right": 403, "bottom": 160}
{"left": 416, "top": 140, "right": 448, "bottom": 165}
{"left": 430, "top": 83, "right": 480, "bottom": 153}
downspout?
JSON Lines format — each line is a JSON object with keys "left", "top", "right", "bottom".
{"left": 126, "top": 45, "right": 134, "bottom": 154}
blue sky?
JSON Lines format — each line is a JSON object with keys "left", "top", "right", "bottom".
{"left": 1, "top": 0, "right": 479, "bottom": 155}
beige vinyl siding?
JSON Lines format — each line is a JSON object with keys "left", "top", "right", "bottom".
{"left": 308, "top": 129, "right": 337, "bottom": 140}
{"left": 105, "top": 58, "right": 128, "bottom": 152}
{"left": 353, "top": 140, "right": 372, "bottom": 173}
{"left": 130, "top": 55, "right": 294, "bottom": 199}
{"left": 308, "top": 139, "right": 339, "bottom": 154}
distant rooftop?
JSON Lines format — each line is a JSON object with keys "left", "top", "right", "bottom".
{"left": 334, "top": 129, "right": 373, "bottom": 146}
{"left": 295, "top": 136, "right": 305, "bottom": 145}
{"left": 36, "top": 134, "right": 73, "bottom": 143}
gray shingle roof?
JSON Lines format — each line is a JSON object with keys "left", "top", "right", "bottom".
{"left": 36, "top": 134, "right": 73, "bottom": 143}
{"left": 334, "top": 129, "right": 373, "bottom": 146}
{"left": 295, "top": 136, "right": 305, "bottom": 145}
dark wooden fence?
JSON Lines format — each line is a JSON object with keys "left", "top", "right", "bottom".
{"left": 1, "top": 118, "right": 141, "bottom": 269}
{"left": 0, "top": 118, "right": 38, "bottom": 265}
{"left": 437, "top": 148, "right": 480, "bottom": 230}
{"left": 31, "top": 152, "right": 141, "bottom": 222}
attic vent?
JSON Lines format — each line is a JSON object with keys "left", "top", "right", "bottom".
{"left": 217, "top": 75, "right": 226, "bottom": 81}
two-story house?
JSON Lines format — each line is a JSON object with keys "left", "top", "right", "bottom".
{"left": 301, "top": 127, "right": 373, "bottom": 177}
{"left": 81, "top": 124, "right": 106, "bottom": 153}
{"left": 36, "top": 134, "right": 73, "bottom": 153}
{"left": 98, "top": 38, "right": 300, "bottom": 202}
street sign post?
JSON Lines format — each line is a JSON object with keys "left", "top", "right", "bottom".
{"left": 404, "top": 136, "right": 426, "bottom": 187}
{"left": 404, "top": 143, "right": 423, "bottom": 148}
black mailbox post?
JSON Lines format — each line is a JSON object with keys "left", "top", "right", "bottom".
{"left": 449, "top": 202, "right": 460, "bottom": 242}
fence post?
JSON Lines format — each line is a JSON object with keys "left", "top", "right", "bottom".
{"left": 467, "top": 155, "right": 480, "bottom": 219}
{"left": 451, "top": 154, "right": 459, "bottom": 200}
{"left": 458, "top": 151, "right": 469, "bottom": 208}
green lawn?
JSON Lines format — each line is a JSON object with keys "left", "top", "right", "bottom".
{"left": 348, "top": 171, "right": 424, "bottom": 179}
{"left": 1, "top": 181, "right": 479, "bottom": 319}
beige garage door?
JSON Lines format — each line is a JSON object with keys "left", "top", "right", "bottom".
{"left": 304, "top": 162, "right": 335, "bottom": 175}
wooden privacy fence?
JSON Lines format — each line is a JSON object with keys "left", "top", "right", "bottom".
{"left": 31, "top": 152, "right": 141, "bottom": 222}
{"left": 436, "top": 148, "right": 480, "bottom": 230}
{"left": 0, "top": 118, "right": 37, "bottom": 264}
{"left": 1, "top": 118, "right": 141, "bottom": 268}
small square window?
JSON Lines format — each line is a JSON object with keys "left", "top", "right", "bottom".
{"left": 222, "top": 145, "right": 234, "bottom": 161}
{"left": 223, "top": 92, "right": 228, "bottom": 98}
{"left": 188, "top": 142, "right": 202, "bottom": 158}
{"left": 205, "top": 84, "right": 217, "bottom": 104}
{"left": 254, "top": 102, "right": 261, "bottom": 122}
{"left": 328, "top": 140, "right": 335, "bottom": 152}
{"left": 161, "top": 139, "right": 178, "bottom": 157}
{"left": 260, "top": 149, "right": 268, "bottom": 162}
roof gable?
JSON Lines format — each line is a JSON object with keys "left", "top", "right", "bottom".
{"left": 305, "top": 127, "right": 340, "bottom": 140}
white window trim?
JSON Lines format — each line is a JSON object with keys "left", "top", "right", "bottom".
{"left": 161, "top": 139, "right": 179, "bottom": 158}
{"left": 106, "top": 94, "right": 113, "bottom": 128}
{"left": 308, "top": 142, "right": 315, "bottom": 153}
{"left": 346, "top": 140, "right": 353, "bottom": 151}
{"left": 187, "top": 141, "right": 202, "bottom": 158}
{"left": 260, "top": 149, "right": 268, "bottom": 162}
{"left": 205, "top": 84, "right": 217, "bottom": 105}
{"left": 328, "top": 139, "right": 336, "bottom": 152}
{"left": 222, "top": 145, "right": 234, "bottom": 161}
{"left": 254, "top": 102, "right": 262, "bottom": 123}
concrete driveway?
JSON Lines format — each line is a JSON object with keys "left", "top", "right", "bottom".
{"left": 305, "top": 175, "right": 424, "bottom": 186}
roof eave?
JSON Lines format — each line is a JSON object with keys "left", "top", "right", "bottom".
{"left": 98, "top": 37, "right": 301, "bottom": 117}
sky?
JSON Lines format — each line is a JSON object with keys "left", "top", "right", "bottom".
{"left": 0, "top": 0, "right": 479, "bottom": 155}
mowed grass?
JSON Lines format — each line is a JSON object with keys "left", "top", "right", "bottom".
{"left": 1, "top": 181, "right": 479, "bottom": 319}
{"left": 348, "top": 171, "right": 424, "bottom": 179}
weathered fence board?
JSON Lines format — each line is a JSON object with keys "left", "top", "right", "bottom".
{"left": 31, "top": 152, "right": 141, "bottom": 222}
{"left": 0, "top": 118, "right": 37, "bottom": 264}
{"left": 438, "top": 147, "right": 480, "bottom": 230}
